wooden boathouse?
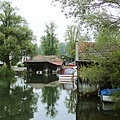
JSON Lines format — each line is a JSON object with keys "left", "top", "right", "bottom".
{"left": 24, "top": 55, "right": 63, "bottom": 74}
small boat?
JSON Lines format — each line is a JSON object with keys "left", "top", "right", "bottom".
{"left": 100, "top": 88, "right": 120, "bottom": 102}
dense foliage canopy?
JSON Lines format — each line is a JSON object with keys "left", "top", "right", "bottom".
{"left": 0, "top": 1, "right": 36, "bottom": 68}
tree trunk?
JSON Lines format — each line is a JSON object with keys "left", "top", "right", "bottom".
{"left": 4, "top": 56, "right": 11, "bottom": 68}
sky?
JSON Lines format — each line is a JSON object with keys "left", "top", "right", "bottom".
{"left": 8, "top": 0, "right": 73, "bottom": 45}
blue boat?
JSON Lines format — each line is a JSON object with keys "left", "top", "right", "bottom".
{"left": 100, "top": 88, "right": 120, "bottom": 102}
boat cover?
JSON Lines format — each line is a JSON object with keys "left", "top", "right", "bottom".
{"left": 101, "top": 88, "right": 120, "bottom": 96}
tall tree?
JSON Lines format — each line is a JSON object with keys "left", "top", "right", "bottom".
{"left": 65, "top": 25, "right": 84, "bottom": 61}
{"left": 0, "top": 1, "right": 36, "bottom": 68}
{"left": 59, "top": 42, "right": 66, "bottom": 55}
{"left": 40, "top": 22, "right": 59, "bottom": 55}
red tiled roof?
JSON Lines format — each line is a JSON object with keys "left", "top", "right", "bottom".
{"left": 78, "top": 42, "right": 94, "bottom": 53}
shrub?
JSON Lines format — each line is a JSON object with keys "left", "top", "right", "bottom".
{"left": 17, "top": 63, "right": 24, "bottom": 67}
{"left": 0, "top": 65, "right": 15, "bottom": 78}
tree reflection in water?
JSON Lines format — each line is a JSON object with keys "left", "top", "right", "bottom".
{"left": 65, "top": 91, "right": 77, "bottom": 114}
{"left": 0, "top": 77, "right": 38, "bottom": 120}
{"left": 76, "top": 96, "right": 119, "bottom": 120}
{"left": 41, "top": 85, "right": 60, "bottom": 118}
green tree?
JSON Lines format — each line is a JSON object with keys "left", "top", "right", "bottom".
{"left": 34, "top": 43, "right": 39, "bottom": 56}
{"left": 59, "top": 42, "right": 66, "bottom": 55}
{"left": 81, "top": 27, "right": 120, "bottom": 84}
{"left": 0, "top": 1, "right": 36, "bottom": 68}
{"left": 65, "top": 25, "right": 82, "bottom": 61}
{"left": 52, "top": 0, "right": 120, "bottom": 111}
{"left": 40, "top": 21, "right": 59, "bottom": 55}
{"left": 81, "top": 27, "right": 120, "bottom": 111}
{"left": 52, "top": 0, "right": 120, "bottom": 83}
{"left": 52, "top": 0, "right": 120, "bottom": 84}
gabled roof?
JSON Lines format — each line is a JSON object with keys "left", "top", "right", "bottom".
{"left": 25, "top": 55, "right": 63, "bottom": 66}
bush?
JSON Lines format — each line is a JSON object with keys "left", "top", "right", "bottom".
{"left": 0, "top": 65, "right": 15, "bottom": 78}
{"left": 17, "top": 63, "right": 24, "bottom": 67}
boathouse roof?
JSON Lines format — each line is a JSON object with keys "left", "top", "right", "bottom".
{"left": 25, "top": 55, "right": 63, "bottom": 66}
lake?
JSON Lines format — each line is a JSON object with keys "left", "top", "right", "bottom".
{"left": 0, "top": 73, "right": 119, "bottom": 120}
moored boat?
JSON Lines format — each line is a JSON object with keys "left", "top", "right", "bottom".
{"left": 100, "top": 88, "right": 120, "bottom": 102}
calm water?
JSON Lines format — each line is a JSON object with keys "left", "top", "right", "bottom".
{"left": 0, "top": 74, "right": 119, "bottom": 120}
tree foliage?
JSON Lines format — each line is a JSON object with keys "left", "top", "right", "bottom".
{"left": 40, "top": 21, "right": 59, "bottom": 55}
{"left": 0, "top": 1, "right": 36, "bottom": 68}
{"left": 65, "top": 25, "right": 82, "bottom": 60}
{"left": 59, "top": 42, "right": 66, "bottom": 55}
{"left": 52, "top": 0, "right": 120, "bottom": 35}
{"left": 0, "top": 65, "right": 15, "bottom": 79}
{"left": 52, "top": 0, "right": 120, "bottom": 111}
{"left": 52, "top": 0, "right": 120, "bottom": 84}
{"left": 81, "top": 27, "right": 120, "bottom": 86}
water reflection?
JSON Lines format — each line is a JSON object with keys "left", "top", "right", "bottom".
{"left": 1, "top": 74, "right": 120, "bottom": 120}
{"left": 97, "top": 102, "right": 114, "bottom": 115}
{"left": 76, "top": 96, "right": 119, "bottom": 120}
{"left": 41, "top": 86, "right": 60, "bottom": 118}
{"left": 65, "top": 90, "right": 77, "bottom": 114}
{"left": 25, "top": 73, "right": 76, "bottom": 120}
{"left": 26, "top": 73, "right": 59, "bottom": 84}
{"left": 0, "top": 76, "right": 38, "bottom": 120}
